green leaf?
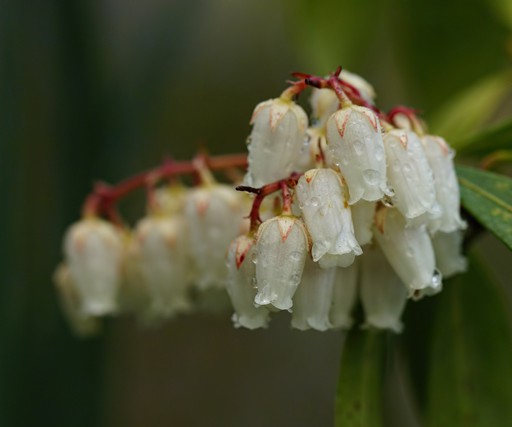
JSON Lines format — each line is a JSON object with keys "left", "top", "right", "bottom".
{"left": 429, "top": 69, "right": 512, "bottom": 145}
{"left": 457, "top": 165, "right": 512, "bottom": 250}
{"left": 453, "top": 119, "right": 512, "bottom": 156}
{"left": 335, "top": 329, "right": 385, "bottom": 427}
{"left": 426, "top": 253, "right": 512, "bottom": 426}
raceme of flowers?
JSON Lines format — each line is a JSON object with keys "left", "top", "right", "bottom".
{"left": 54, "top": 67, "right": 467, "bottom": 336}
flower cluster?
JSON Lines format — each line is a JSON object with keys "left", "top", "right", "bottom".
{"left": 53, "top": 67, "right": 467, "bottom": 336}
{"left": 227, "top": 68, "right": 466, "bottom": 332}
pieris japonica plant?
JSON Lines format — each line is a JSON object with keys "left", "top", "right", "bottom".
{"left": 54, "top": 66, "right": 470, "bottom": 336}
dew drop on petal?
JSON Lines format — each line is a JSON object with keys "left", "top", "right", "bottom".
{"left": 289, "top": 251, "right": 302, "bottom": 262}
{"left": 311, "top": 197, "right": 319, "bottom": 207}
{"left": 354, "top": 140, "right": 365, "bottom": 155}
{"left": 363, "top": 169, "right": 380, "bottom": 185}
{"left": 431, "top": 268, "right": 442, "bottom": 288}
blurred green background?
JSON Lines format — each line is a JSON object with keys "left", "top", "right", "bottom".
{"left": 1, "top": 0, "right": 511, "bottom": 426}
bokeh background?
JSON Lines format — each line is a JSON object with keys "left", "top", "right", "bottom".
{"left": 2, "top": 0, "right": 512, "bottom": 426}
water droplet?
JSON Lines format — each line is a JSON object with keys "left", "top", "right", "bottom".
{"left": 363, "top": 169, "right": 380, "bottom": 185}
{"left": 246, "top": 135, "right": 252, "bottom": 145}
{"left": 382, "top": 196, "right": 395, "bottom": 207}
{"left": 311, "top": 197, "right": 319, "bottom": 207}
{"left": 405, "top": 247, "right": 414, "bottom": 257}
{"left": 353, "top": 139, "right": 365, "bottom": 155}
{"left": 431, "top": 269, "right": 442, "bottom": 288}
{"left": 289, "top": 251, "right": 302, "bottom": 262}
{"left": 375, "top": 145, "right": 384, "bottom": 161}
{"left": 251, "top": 252, "right": 258, "bottom": 264}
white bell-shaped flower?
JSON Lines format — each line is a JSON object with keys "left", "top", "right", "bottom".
{"left": 226, "top": 235, "right": 270, "bottom": 329}
{"left": 53, "top": 263, "right": 101, "bottom": 337}
{"left": 329, "top": 260, "right": 359, "bottom": 329}
{"left": 310, "top": 88, "right": 339, "bottom": 126}
{"left": 338, "top": 69, "right": 377, "bottom": 105}
{"left": 185, "top": 184, "right": 245, "bottom": 289}
{"left": 153, "top": 184, "right": 188, "bottom": 216}
{"left": 421, "top": 135, "right": 466, "bottom": 233}
{"left": 384, "top": 129, "right": 437, "bottom": 224}
{"left": 351, "top": 200, "right": 376, "bottom": 246}
{"left": 64, "top": 218, "right": 124, "bottom": 316}
{"left": 295, "top": 168, "right": 362, "bottom": 268}
{"left": 254, "top": 215, "right": 309, "bottom": 310}
{"left": 135, "top": 215, "right": 191, "bottom": 318}
{"left": 291, "top": 257, "right": 336, "bottom": 331}
{"left": 244, "top": 98, "right": 308, "bottom": 187}
{"left": 432, "top": 230, "right": 467, "bottom": 278}
{"left": 374, "top": 207, "right": 442, "bottom": 293}
{"left": 360, "top": 247, "right": 407, "bottom": 333}
{"left": 326, "top": 105, "right": 389, "bottom": 204}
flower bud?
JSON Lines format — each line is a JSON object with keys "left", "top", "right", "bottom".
{"left": 383, "top": 130, "right": 437, "bottom": 223}
{"left": 53, "top": 263, "right": 101, "bottom": 337}
{"left": 244, "top": 98, "right": 308, "bottom": 187}
{"left": 226, "top": 235, "right": 270, "bottom": 329}
{"left": 254, "top": 215, "right": 309, "bottom": 311}
{"left": 421, "top": 135, "right": 466, "bottom": 233}
{"left": 310, "top": 88, "right": 339, "bottom": 126}
{"left": 185, "top": 184, "right": 245, "bottom": 289}
{"left": 295, "top": 168, "right": 362, "bottom": 268}
{"left": 64, "top": 218, "right": 124, "bottom": 315}
{"left": 360, "top": 247, "right": 407, "bottom": 333}
{"left": 152, "top": 184, "right": 188, "bottom": 216}
{"left": 291, "top": 257, "right": 336, "bottom": 331}
{"left": 338, "top": 69, "right": 376, "bottom": 105}
{"left": 374, "top": 207, "right": 441, "bottom": 293}
{"left": 326, "top": 106, "right": 390, "bottom": 204}
{"left": 329, "top": 261, "right": 359, "bottom": 329}
{"left": 432, "top": 230, "right": 467, "bottom": 278}
{"left": 135, "top": 215, "right": 191, "bottom": 318}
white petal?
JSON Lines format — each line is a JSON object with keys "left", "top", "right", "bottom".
{"left": 295, "top": 169, "right": 362, "bottom": 265}
{"left": 360, "top": 247, "right": 407, "bottom": 333}
{"left": 135, "top": 215, "right": 191, "bottom": 318}
{"left": 374, "top": 207, "right": 441, "bottom": 292}
{"left": 326, "top": 106, "right": 389, "bottom": 204}
{"left": 64, "top": 218, "right": 124, "bottom": 315}
{"left": 226, "top": 235, "right": 270, "bottom": 329}
{"left": 421, "top": 135, "right": 466, "bottom": 233}
{"left": 291, "top": 257, "right": 335, "bottom": 331}
{"left": 329, "top": 260, "right": 359, "bottom": 329}
{"left": 310, "top": 88, "right": 339, "bottom": 127}
{"left": 384, "top": 130, "right": 437, "bottom": 222}
{"left": 351, "top": 200, "right": 376, "bottom": 246}
{"left": 254, "top": 216, "right": 309, "bottom": 310}
{"left": 338, "top": 69, "right": 377, "bottom": 105}
{"left": 244, "top": 98, "right": 308, "bottom": 187}
{"left": 185, "top": 184, "right": 245, "bottom": 289}
{"left": 432, "top": 230, "right": 467, "bottom": 278}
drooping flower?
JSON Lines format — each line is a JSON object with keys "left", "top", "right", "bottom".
{"left": 295, "top": 168, "right": 362, "bottom": 268}
{"left": 254, "top": 215, "right": 310, "bottom": 310}
{"left": 326, "top": 105, "right": 390, "bottom": 204}
{"left": 244, "top": 98, "right": 308, "bottom": 187}
{"left": 374, "top": 207, "right": 442, "bottom": 294}
{"left": 431, "top": 230, "right": 467, "bottom": 278}
{"left": 383, "top": 129, "right": 438, "bottom": 225}
{"left": 291, "top": 257, "right": 336, "bottom": 331}
{"left": 360, "top": 246, "right": 407, "bottom": 333}
{"left": 64, "top": 218, "right": 125, "bottom": 315}
{"left": 421, "top": 135, "right": 466, "bottom": 233}
{"left": 226, "top": 235, "right": 270, "bottom": 329}
{"left": 329, "top": 260, "right": 359, "bottom": 329}
{"left": 351, "top": 200, "right": 376, "bottom": 246}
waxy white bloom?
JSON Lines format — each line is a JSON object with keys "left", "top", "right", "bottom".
{"left": 329, "top": 261, "right": 359, "bottom": 329}
{"left": 326, "top": 106, "right": 390, "bottom": 204}
{"left": 244, "top": 98, "right": 308, "bottom": 187}
{"left": 351, "top": 200, "right": 376, "bottom": 246}
{"left": 421, "top": 135, "right": 466, "bottom": 233}
{"left": 185, "top": 184, "right": 245, "bottom": 289}
{"left": 153, "top": 185, "right": 188, "bottom": 216}
{"left": 53, "top": 263, "right": 101, "bottom": 337}
{"left": 338, "top": 69, "right": 376, "bottom": 105}
{"left": 374, "top": 207, "right": 442, "bottom": 293}
{"left": 64, "top": 218, "right": 124, "bottom": 316}
{"left": 226, "top": 235, "right": 270, "bottom": 329}
{"left": 254, "top": 215, "right": 309, "bottom": 310}
{"left": 360, "top": 247, "right": 407, "bottom": 333}
{"left": 310, "top": 88, "right": 339, "bottom": 126}
{"left": 295, "top": 168, "right": 362, "bottom": 268}
{"left": 291, "top": 258, "right": 336, "bottom": 331}
{"left": 135, "top": 215, "right": 191, "bottom": 318}
{"left": 432, "top": 230, "right": 467, "bottom": 278}
{"left": 384, "top": 130, "right": 438, "bottom": 224}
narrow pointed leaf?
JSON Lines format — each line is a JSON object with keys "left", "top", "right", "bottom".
{"left": 457, "top": 165, "right": 512, "bottom": 250}
{"left": 335, "top": 329, "right": 385, "bottom": 427}
{"left": 426, "top": 253, "right": 512, "bottom": 426}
